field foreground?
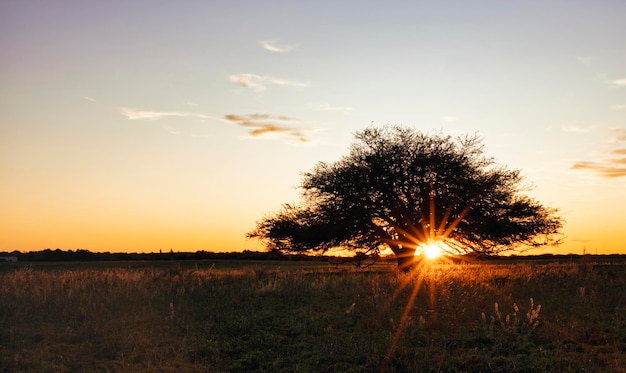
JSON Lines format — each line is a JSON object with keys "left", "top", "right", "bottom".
{"left": 1, "top": 259, "right": 625, "bottom": 372}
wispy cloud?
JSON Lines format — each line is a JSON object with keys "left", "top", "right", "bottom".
{"left": 83, "top": 96, "right": 96, "bottom": 102}
{"left": 571, "top": 162, "right": 626, "bottom": 178}
{"left": 610, "top": 104, "right": 626, "bottom": 110}
{"left": 260, "top": 39, "right": 297, "bottom": 53}
{"left": 572, "top": 128, "right": 626, "bottom": 178}
{"left": 609, "top": 78, "right": 626, "bottom": 87}
{"left": 224, "top": 113, "right": 311, "bottom": 143}
{"left": 120, "top": 107, "right": 313, "bottom": 144}
{"left": 229, "top": 73, "right": 309, "bottom": 92}
{"left": 442, "top": 116, "right": 458, "bottom": 122}
{"left": 119, "top": 108, "right": 214, "bottom": 121}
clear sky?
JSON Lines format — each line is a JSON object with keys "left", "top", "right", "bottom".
{"left": 1, "top": 1, "right": 625, "bottom": 255}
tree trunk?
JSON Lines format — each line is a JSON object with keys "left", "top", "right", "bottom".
{"left": 394, "top": 247, "right": 417, "bottom": 272}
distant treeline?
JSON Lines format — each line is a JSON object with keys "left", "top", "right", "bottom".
{"left": 1, "top": 248, "right": 625, "bottom": 263}
{"left": 0, "top": 249, "right": 315, "bottom": 262}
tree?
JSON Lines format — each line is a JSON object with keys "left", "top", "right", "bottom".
{"left": 248, "top": 126, "right": 562, "bottom": 271}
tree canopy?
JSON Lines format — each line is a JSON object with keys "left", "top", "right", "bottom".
{"left": 248, "top": 126, "right": 562, "bottom": 270}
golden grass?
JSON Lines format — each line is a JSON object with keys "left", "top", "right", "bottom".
{"left": 0, "top": 259, "right": 624, "bottom": 372}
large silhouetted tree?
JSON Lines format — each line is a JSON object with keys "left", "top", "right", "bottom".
{"left": 248, "top": 126, "right": 562, "bottom": 271}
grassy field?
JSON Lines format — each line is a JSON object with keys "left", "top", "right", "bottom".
{"left": 1, "top": 258, "right": 624, "bottom": 372}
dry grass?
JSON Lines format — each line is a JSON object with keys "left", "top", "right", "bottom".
{"left": 0, "top": 259, "right": 624, "bottom": 372}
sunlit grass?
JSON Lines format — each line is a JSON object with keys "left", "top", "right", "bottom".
{"left": 0, "top": 259, "right": 624, "bottom": 372}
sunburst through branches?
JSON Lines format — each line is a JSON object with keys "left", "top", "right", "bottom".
{"left": 382, "top": 187, "right": 474, "bottom": 369}
{"left": 385, "top": 184, "right": 475, "bottom": 264}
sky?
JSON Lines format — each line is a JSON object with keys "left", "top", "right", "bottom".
{"left": 1, "top": 0, "right": 625, "bottom": 255}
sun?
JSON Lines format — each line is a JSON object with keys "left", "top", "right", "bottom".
{"left": 423, "top": 243, "right": 442, "bottom": 259}
{"left": 418, "top": 240, "right": 446, "bottom": 259}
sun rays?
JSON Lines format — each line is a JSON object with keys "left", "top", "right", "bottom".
{"left": 383, "top": 184, "right": 476, "bottom": 264}
{"left": 382, "top": 187, "right": 476, "bottom": 369}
